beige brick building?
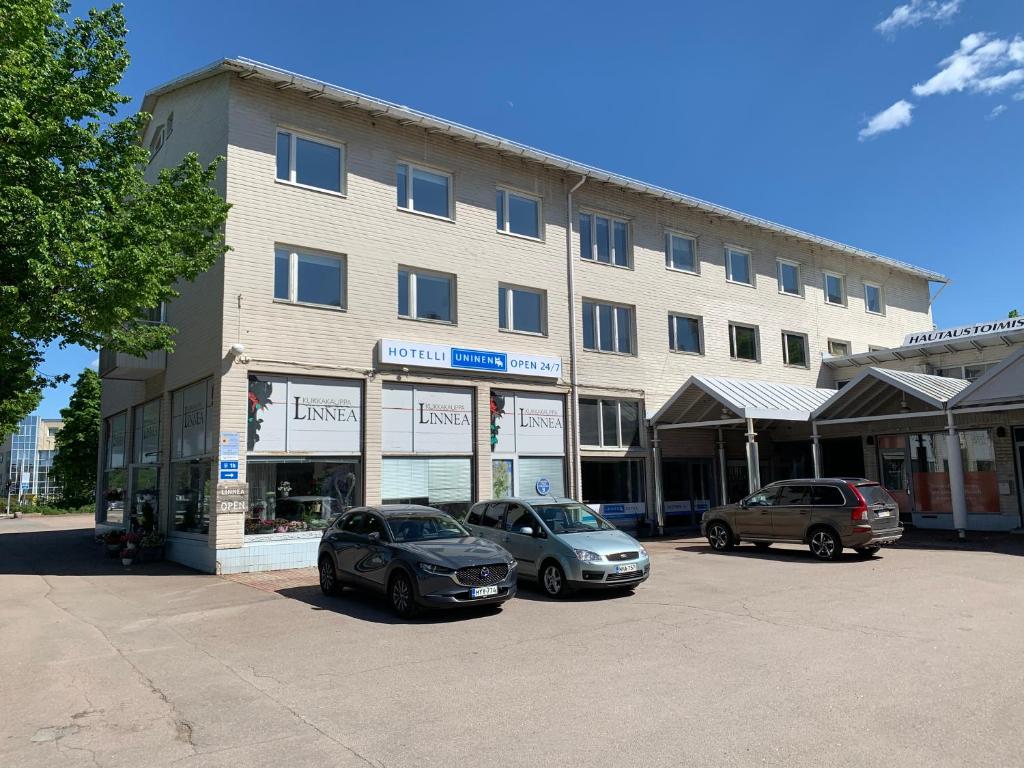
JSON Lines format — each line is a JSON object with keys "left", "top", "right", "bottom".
{"left": 97, "top": 58, "right": 1020, "bottom": 574}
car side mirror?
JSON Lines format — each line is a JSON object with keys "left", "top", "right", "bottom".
{"left": 518, "top": 526, "right": 533, "bottom": 536}
{"left": 367, "top": 531, "right": 381, "bottom": 543}
{"left": 739, "top": 500, "right": 749, "bottom": 509}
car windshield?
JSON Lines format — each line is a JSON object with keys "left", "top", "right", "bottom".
{"left": 387, "top": 515, "right": 468, "bottom": 542}
{"left": 533, "top": 503, "right": 614, "bottom": 533}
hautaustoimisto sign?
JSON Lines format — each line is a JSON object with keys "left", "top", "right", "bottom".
{"left": 903, "top": 317, "right": 1024, "bottom": 347}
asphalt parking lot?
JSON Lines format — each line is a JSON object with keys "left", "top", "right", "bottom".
{"left": 2, "top": 515, "right": 1023, "bottom": 768}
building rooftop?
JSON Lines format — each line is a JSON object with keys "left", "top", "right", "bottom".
{"left": 142, "top": 57, "right": 949, "bottom": 285}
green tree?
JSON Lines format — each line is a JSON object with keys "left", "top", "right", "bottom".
{"left": 0, "top": 1, "right": 230, "bottom": 436}
{"left": 51, "top": 368, "right": 101, "bottom": 505}
{"left": 1010, "top": 310, "right": 1020, "bottom": 318}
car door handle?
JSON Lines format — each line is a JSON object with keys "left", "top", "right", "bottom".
{"left": 760, "top": 511, "right": 770, "bottom": 515}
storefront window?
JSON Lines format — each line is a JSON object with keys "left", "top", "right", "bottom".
{"left": 519, "top": 457, "right": 565, "bottom": 498}
{"left": 246, "top": 459, "right": 361, "bottom": 535}
{"left": 169, "top": 462, "right": 211, "bottom": 535}
{"left": 582, "top": 458, "right": 645, "bottom": 504}
{"left": 130, "top": 466, "right": 160, "bottom": 531}
{"left": 101, "top": 468, "right": 128, "bottom": 525}
{"left": 490, "top": 390, "right": 567, "bottom": 498}
{"left": 382, "top": 457, "right": 473, "bottom": 517}
{"left": 910, "top": 430, "right": 999, "bottom": 514}
{"left": 171, "top": 379, "right": 215, "bottom": 459}
{"left": 133, "top": 400, "right": 161, "bottom": 464}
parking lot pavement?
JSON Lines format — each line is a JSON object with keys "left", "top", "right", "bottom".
{"left": 2, "top": 515, "right": 1024, "bottom": 768}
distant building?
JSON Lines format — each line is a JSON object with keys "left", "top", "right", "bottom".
{"left": 1, "top": 415, "right": 64, "bottom": 501}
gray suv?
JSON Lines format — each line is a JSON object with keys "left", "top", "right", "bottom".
{"left": 460, "top": 497, "right": 650, "bottom": 597}
{"left": 701, "top": 478, "right": 903, "bottom": 561}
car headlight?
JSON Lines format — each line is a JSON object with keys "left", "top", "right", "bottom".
{"left": 417, "top": 562, "right": 455, "bottom": 576}
{"left": 574, "top": 548, "right": 603, "bottom": 562}
{"left": 637, "top": 545, "right": 648, "bottom": 558}
{"left": 506, "top": 556, "right": 517, "bottom": 568}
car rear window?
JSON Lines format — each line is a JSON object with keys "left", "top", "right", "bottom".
{"left": 810, "top": 485, "right": 845, "bottom": 505}
{"left": 855, "top": 483, "right": 895, "bottom": 506}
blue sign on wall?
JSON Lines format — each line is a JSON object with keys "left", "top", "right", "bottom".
{"left": 535, "top": 477, "right": 551, "bottom": 495}
{"left": 450, "top": 348, "right": 508, "bottom": 373}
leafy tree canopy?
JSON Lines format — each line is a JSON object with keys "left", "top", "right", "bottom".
{"left": 0, "top": 1, "right": 230, "bottom": 436}
{"left": 51, "top": 367, "right": 101, "bottom": 505}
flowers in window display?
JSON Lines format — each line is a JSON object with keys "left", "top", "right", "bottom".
{"left": 276, "top": 480, "right": 292, "bottom": 497}
{"left": 489, "top": 392, "right": 506, "bottom": 449}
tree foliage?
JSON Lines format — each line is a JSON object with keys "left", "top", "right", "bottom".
{"left": 51, "top": 368, "right": 101, "bottom": 505}
{"left": 0, "top": 1, "right": 230, "bottom": 436}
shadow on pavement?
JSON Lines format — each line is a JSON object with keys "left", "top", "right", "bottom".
{"left": 674, "top": 541, "right": 884, "bottom": 564}
{"left": 276, "top": 583, "right": 508, "bottom": 625}
{"left": 0, "top": 526, "right": 200, "bottom": 577}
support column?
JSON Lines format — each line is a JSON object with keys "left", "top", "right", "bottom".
{"left": 946, "top": 412, "right": 968, "bottom": 539}
{"left": 811, "top": 422, "right": 822, "bottom": 479}
{"left": 745, "top": 418, "right": 760, "bottom": 494}
{"left": 651, "top": 429, "right": 665, "bottom": 535}
{"left": 716, "top": 428, "right": 728, "bottom": 505}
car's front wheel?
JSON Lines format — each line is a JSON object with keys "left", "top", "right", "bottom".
{"left": 318, "top": 556, "right": 342, "bottom": 596}
{"left": 540, "top": 561, "right": 570, "bottom": 598}
{"left": 389, "top": 571, "right": 421, "bottom": 619}
{"left": 706, "top": 522, "right": 735, "bottom": 551}
{"left": 809, "top": 528, "right": 842, "bottom": 561}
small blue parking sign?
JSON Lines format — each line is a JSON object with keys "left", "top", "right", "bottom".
{"left": 534, "top": 477, "right": 551, "bottom": 495}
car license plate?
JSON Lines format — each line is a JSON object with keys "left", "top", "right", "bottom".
{"left": 615, "top": 563, "right": 638, "bottom": 574}
{"left": 470, "top": 585, "right": 498, "bottom": 598}
{"left": 876, "top": 509, "right": 891, "bottom": 518}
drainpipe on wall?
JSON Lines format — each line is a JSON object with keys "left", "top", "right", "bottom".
{"left": 566, "top": 175, "right": 586, "bottom": 500}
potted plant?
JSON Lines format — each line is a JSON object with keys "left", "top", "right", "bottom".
{"left": 120, "top": 548, "right": 134, "bottom": 566}
{"left": 138, "top": 532, "right": 165, "bottom": 562}
{"left": 122, "top": 532, "right": 140, "bottom": 552}
{"left": 103, "top": 531, "right": 124, "bottom": 558}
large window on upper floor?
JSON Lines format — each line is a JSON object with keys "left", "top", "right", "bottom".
{"left": 729, "top": 322, "right": 760, "bottom": 361}
{"left": 824, "top": 271, "right": 847, "bottom": 306}
{"left": 579, "top": 212, "right": 630, "bottom": 267}
{"left": 725, "top": 246, "right": 753, "bottom": 286}
{"left": 274, "top": 247, "right": 346, "bottom": 309}
{"left": 864, "top": 282, "right": 885, "bottom": 315}
{"left": 582, "top": 300, "right": 634, "bottom": 354}
{"left": 668, "top": 314, "right": 703, "bottom": 354}
{"left": 777, "top": 259, "right": 802, "bottom": 297}
{"left": 496, "top": 188, "right": 541, "bottom": 239}
{"left": 827, "top": 338, "right": 851, "bottom": 357}
{"left": 276, "top": 130, "right": 345, "bottom": 194}
{"left": 665, "top": 231, "right": 698, "bottom": 273}
{"left": 498, "top": 284, "right": 545, "bottom": 335}
{"left": 397, "top": 163, "right": 452, "bottom": 219}
{"left": 399, "top": 267, "right": 455, "bottom": 323}
{"left": 580, "top": 399, "right": 641, "bottom": 448}
{"left": 782, "top": 331, "right": 809, "bottom": 367}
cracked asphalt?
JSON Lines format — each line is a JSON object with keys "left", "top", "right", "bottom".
{"left": 2, "top": 515, "right": 1023, "bottom": 767}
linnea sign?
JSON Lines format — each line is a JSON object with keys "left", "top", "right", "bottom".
{"left": 903, "top": 317, "right": 1024, "bottom": 347}
{"left": 380, "top": 339, "right": 561, "bottom": 379}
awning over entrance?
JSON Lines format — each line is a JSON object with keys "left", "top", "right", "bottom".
{"left": 949, "top": 346, "right": 1024, "bottom": 409}
{"left": 812, "top": 367, "right": 970, "bottom": 422}
{"left": 651, "top": 375, "right": 834, "bottom": 428}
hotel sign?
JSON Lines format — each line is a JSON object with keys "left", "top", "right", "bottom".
{"left": 380, "top": 339, "right": 562, "bottom": 380}
{"left": 903, "top": 317, "right": 1024, "bottom": 347}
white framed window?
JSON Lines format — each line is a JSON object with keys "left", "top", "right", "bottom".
{"left": 937, "top": 363, "right": 995, "bottom": 382}
{"left": 498, "top": 284, "right": 546, "bottom": 335}
{"left": 398, "top": 267, "right": 455, "bottom": 323}
{"left": 864, "top": 282, "right": 884, "bottom": 315}
{"left": 579, "top": 212, "right": 630, "bottom": 267}
{"left": 777, "top": 259, "right": 802, "bottom": 296}
{"left": 275, "top": 130, "right": 345, "bottom": 194}
{"left": 582, "top": 300, "right": 634, "bottom": 354}
{"left": 725, "top": 246, "right": 753, "bottom": 286}
{"left": 668, "top": 313, "right": 703, "bottom": 354}
{"left": 729, "top": 322, "right": 759, "bottom": 361}
{"left": 827, "top": 339, "right": 851, "bottom": 357}
{"left": 824, "top": 271, "right": 846, "bottom": 306}
{"left": 496, "top": 188, "right": 541, "bottom": 239}
{"left": 868, "top": 345, "right": 887, "bottom": 352}
{"left": 665, "top": 231, "right": 698, "bottom": 273}
{"left": 274, "top": 247, "right": 346, "bottom": 309}
{"left": 397, "top": 162, "right": 452, "bottom": 219}
{"left": 579, "top": 398, "right": 642, "bottom": 448}
{"left": 782, "top": 331, "right": 809, "bottom": 367}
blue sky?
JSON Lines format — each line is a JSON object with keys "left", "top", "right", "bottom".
{"left": 39, "top": 0, "right": 1023, "bottom": 416}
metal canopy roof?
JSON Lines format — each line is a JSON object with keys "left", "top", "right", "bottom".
{"left": 949, "top": 346, "right": 1024, "bottom": 408}
{"left": 140, "top": 57, "right": 948, "bottom": 284}
{"left": 651, "top": 375, "right": 835, "bottom": 425}
{"left": 813, "top": 367, "right": 970, "bottom": 421}
{"left": 824, "top": 329, "right": 1024, "bottom": 370}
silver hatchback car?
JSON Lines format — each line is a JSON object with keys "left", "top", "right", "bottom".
{"left": 460, "top": 497, "right": 650, "bottom": 597}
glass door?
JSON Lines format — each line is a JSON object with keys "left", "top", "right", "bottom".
{"left": 878, "top": 435, "right": 913, "bottom": 522}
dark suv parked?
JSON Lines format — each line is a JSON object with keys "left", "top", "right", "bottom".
{"left": 701, "top": 478, "right": 903, "bottom": 561}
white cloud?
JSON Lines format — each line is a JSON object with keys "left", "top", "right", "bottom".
{"left": 859, "top": 99, "right": 915, "bottom": 140}
{"left": 986, "top": 104, "right": 1007, "bottom": 119}
{"left": 876, "top": 0, "right": 962, "bottom": 37}
{"left": 1014, "top": 90, "right": 1024, "bottom": 101}
{"left": 913, "top": 33, "right": 1024, "bottom": 96}
{"left": 88, "top": 357, "right": 99, "bottom": 371}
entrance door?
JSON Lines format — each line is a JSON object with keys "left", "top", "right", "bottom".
{"left": 1015, "top": 428, "right": 1024, "bottom": 527}
{"left": 878, "top": 440, "right": 913, "bottom": 523}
